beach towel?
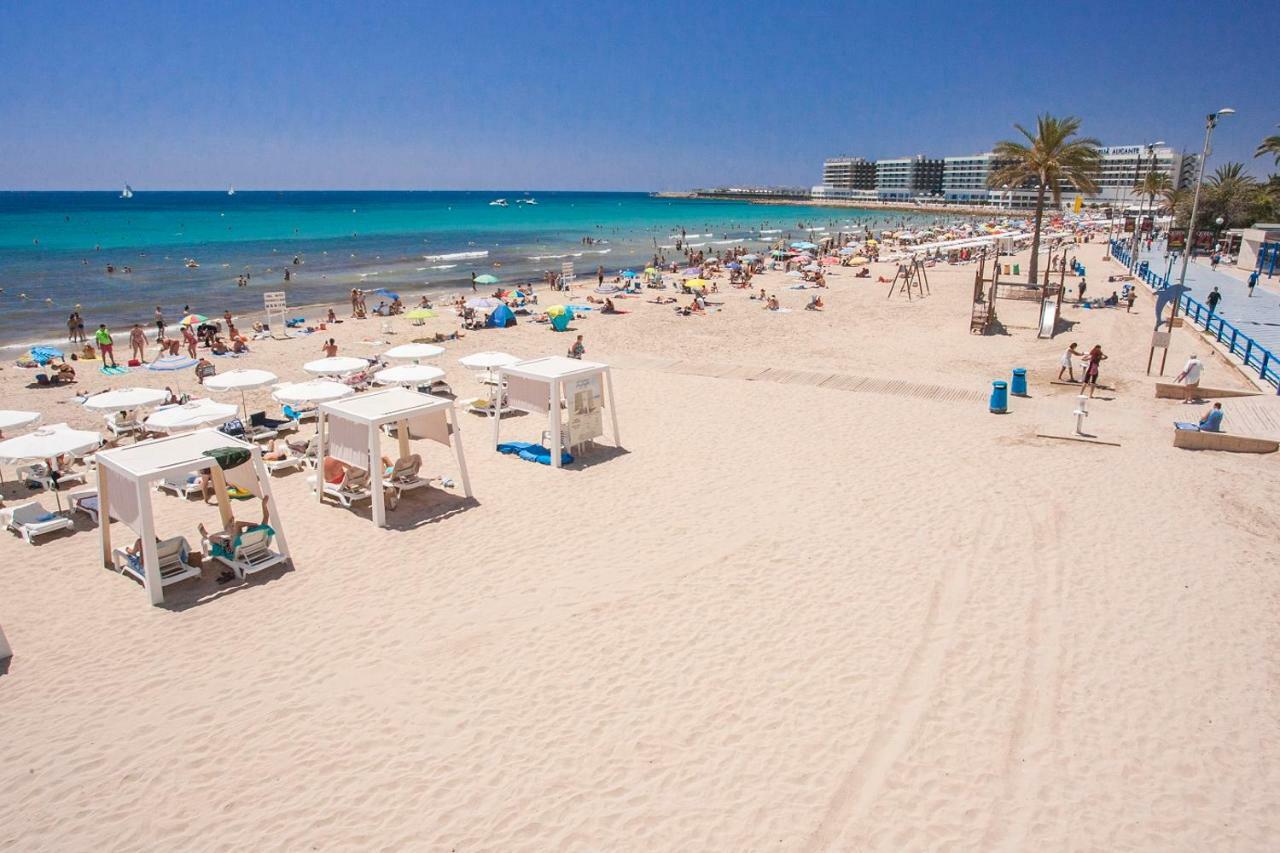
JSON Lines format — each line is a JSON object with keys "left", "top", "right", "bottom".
{"left": 99, "top": 365, "right": 129, "bottom": 375}
{"left": 496, "top": 441, "right": 574, "bottom": 466}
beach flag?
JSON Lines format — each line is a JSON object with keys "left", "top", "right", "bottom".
{"left": 1072, "top": 196, "right": 1083, "bottom": 214}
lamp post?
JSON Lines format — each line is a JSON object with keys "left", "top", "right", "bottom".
{"left": 1214, "top": 215, "right": 1225, "bottom": 254}
{"left": 1130, "top": 141, "right": 1165, "bottom": 271}
{"left": 1166, "top": 108, "right": 1235, "bottom": 373}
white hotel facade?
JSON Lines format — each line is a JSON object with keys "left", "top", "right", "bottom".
{"left": 814, "top": 145, "right": 1198, "bottom": 209}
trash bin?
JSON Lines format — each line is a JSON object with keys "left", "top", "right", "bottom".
{"left": 1011, "top": 368, "right": 1028, "bottom": 396}
{"left": 1138, "top": 261, "right": 1149, "bottom": 275}
{"left": 989, "top": 380, "right": 1009, "bottom": 414}
{"left": 1013, "top": 263, "right": 1020, "bottom": 276}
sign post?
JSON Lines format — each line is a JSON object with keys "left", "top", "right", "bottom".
{"left": 263, "top": 291, "right": 289, "bottom": 339}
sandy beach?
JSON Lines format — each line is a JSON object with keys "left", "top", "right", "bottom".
{"left": 2, "top": 239, "right": 1279, "bottom": 851}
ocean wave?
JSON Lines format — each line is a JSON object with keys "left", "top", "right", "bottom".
{"left": 759, "top": 229, "right": 782, "bottom": 234}
{"left": 423, "top": 250, "right": 489, "bottom": 262}
{"left": 526, "top": 253, "right": 573, "bottom": 261}
{"left": 429, "top": 264, "right": 457, "bottom": 270}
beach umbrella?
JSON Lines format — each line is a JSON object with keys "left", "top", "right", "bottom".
{"left": 682, "top": 267, "right": 702, "bottom": 276}
{"left": 466, "top": 297, "right": 501, "bottom": 310}
{"left": 769, "top": 250, "right": 787, "bottom": 258}
{"left": 82, "top": 387, "right": 169, "bottom": 412}
{"left": 838, "top": 247, "right": 856, "bottom": 255}
{"left": 790, "top": 241, "right": 817, "bottom": 250}
{"left": 741, "top": 254, "right": 760, "bottom": 261}
{"left": 820, "top": 256, "right": 840, "bottom": 265}
{"left": 685, "top": 279, "right": 708, "bottom": 290}
{"left": 30, "top": 346, "right": 64, "bottom": 365}
{"left": 458, "top": 351, "right": 519, "bottom": 370}
{"left": 0, "top": 410, "right": 41, "bottom": 435}
{"left": 147, "top": 355, "right": 198, "bottom": 372}
{"left": 303, "top": 356, "right": 369, "bottom": 376}
{"left": 474, "top": 274, "right": 500, "bottom": 285}
{"left": 544, "top": 304, "right": 569, "bottom": 318}
{"left": 144, "top": 398, "right": 238, "bottom": 433}
{"left": 404, "top": 308, "right": 437, "bottom": 321}
{"left": 726, "top": 262, "right": 742, "bottom": 270}
{"left": 383, "top": 343, "right": 445, "bottom": 362}
{"left": 272, "top": 380, "right": 354, "bottom": 406}
{"left": 803, "top": 263, "right": 821, "bottom": 272}
{"left": 373, "top": 364, "right": 446, "bottom": 387}
{"left": 786, "top": 270, "right": 804, "bottom": 277}
{"left": 203, "top": 368, "right": 280, "bottom": 419}
{"left": 621, "top": 269, "right": 637, "bottom": 278}
{"left": 366, "top": 287, "right": 400, "bottom": 301}
{"left": 179, "top": 313, "right": 207, "bottom": 326}
{"left": 0, "top": 423, "right": 102, "bottom": 509}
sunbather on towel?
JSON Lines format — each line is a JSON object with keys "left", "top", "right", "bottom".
{"left": 322, "top": 456, "right": 348, "bottom": 485}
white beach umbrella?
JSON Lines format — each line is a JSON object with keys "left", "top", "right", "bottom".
{"left": 144, "top": 398, "right": 238, "bottom": 433}
{"left": 203, "top": 368, "right": 280, "bottom": 419}
{"left": 0, "top": 423, "right": 102, "bottom": 510}
{"left": 458, "top": 351, "right": 519, "bottom": 370}
{"left": 0, "top": 410, "right": 41, "bottom": 435}
{"left": 82, "top": 387, "right": 169, "bottom": 412}
{"left": 373, "top": 364, "right": 445, "bottom": 387}
{"left": 272, "top": 380, "right": 354, "bottom": 406}
{"left": 383, "top": 343, "right": 445, "bottom": 362}
{"left": 803, "top": 263, "right": 821, "bottom": 272}
{"left": 303, "top": 356, "right": 369, "bottom": 376}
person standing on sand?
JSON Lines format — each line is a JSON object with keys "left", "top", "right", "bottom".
{"left": 182, "top": 324, "right": 197, "bottom": 358}
{"left": 129, "top": 323, "right": 147, "bottom": 363}
{"left": 67, "top": 312, "right": 79, "bottom": 342}
{"left": 95, "top": 324, "right": 118, "bottom": 367}
{"left": 597, "top": 265, "right": 604, "bottom": 286}
{"left": 1081, "top": 344, "right": 1106, "bottom": 397}
{"left": 1077, "top": 276, "right": 1087, "bottom": 303}
{"left": 471, "top": 271, "right": 477, "bottom": 293}
{"left": 1058, "top": 342, "right": 1082, "bottom": 382}
{"left": 1174, "top": 353, "right": 1203, "bottom": 404}
{"left": 154, "top": 306, "right": 165, "bottom": 338}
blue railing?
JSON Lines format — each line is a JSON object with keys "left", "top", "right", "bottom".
{"left": 1109, "top": 239, "right": 1279, "bottom": 390}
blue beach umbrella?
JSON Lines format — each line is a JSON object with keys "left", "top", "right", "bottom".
{"left": 621, "top": 269, "right": 637, "bottom": 278}
{"left": 790, "top": 241, "right": 817, "bottom": 250}
{"left": 148, "top": 355, "right": 198, "bottom": 371}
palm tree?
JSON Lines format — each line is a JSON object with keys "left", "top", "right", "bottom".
{"left": 1203, "top": 162, "right": 1259, "bottom": 227}
{"left": 1133, "top": 170, "right": 1172, "bottom": 238}
{"left": 989, "top": 115, "right": 1101, "bottom": 282}
{"left": 1160, "top": 186, "right": 1190, "bottom": 218}
{"left": 1256, "top": 126, "right": 1280, "bottom": 166}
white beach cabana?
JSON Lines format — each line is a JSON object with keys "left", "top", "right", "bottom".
{"left": 316, "top": 387, "right": 472, "bottom": 527}
{"left": 95, "top": 429, "right": 290, "bottom": 605}
{"left": 492, "top": 356, "right": 620, "bottom": 469}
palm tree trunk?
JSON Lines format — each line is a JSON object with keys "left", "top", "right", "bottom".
{"left": 1027, "top": 184, "right": 1046, "bottom": 283}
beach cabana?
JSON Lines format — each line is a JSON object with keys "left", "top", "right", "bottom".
{"left": 316, "top": 387, "right": 472, "bottom": 527}
{"left": 95, "top": 429, "right": 290, "bottom": 606}
{"left": 492, "top": 356, "right": 620, "bottom": 469}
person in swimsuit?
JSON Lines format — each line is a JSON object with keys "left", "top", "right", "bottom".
{"left": 1081, "top": 345, "right": 1107, "bottom": 397}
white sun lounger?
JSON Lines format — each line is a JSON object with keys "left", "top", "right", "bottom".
{"left": 309, "top": 467, "right": 372, "bottom": 507}
{"left": 70, "top": 490, "right": 100, "bottom": 525}
{"left": 205, "top": 527, "right": 287, "bottom": 579}
{"left": 265, "top": 453, "right": 304, "bottom": 474}
{"left": 156, "top": 472, "right": 204, "bottom": 499}
{"left": 4, "top": 501, "right": 74, "bottom": 543}
{"left": 387, "top": 454, "right": 427, "bottom": 498}
{"left": 112, "top": 536, "right": 200, "bottom": 587}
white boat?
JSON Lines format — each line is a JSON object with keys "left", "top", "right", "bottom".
{"left": 228, "top": 185, "right": 235, "bottom": 196}
{"left": 489, "top": 198, "right": 508, "bottom": 207}
{"left": 121, "top": 184, "right": 133, "bottom": 199}
{"left": 516, "top": 197, "right": 537, "bottom": 205}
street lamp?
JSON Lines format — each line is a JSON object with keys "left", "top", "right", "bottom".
{"left": 1214, "top": 215, "right": 1225, "bottom": 253}
{"left": 1177, "top": 109, "right": 1235, "bottom": 289}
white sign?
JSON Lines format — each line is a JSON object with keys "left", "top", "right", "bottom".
{"left": 1151, "top": 330, "right": 1170, "bottom": 349}
{"left": 567, "top": 375, "right": 603, "bottom": 447}
{"left": 263, "top": 292, "right": 288, "bottom": 311}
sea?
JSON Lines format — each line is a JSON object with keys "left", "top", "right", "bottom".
{"left": 0, "top": 191, "right": 951, "bottom": 350}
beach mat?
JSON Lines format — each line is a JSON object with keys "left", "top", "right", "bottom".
{"left": 98, "top": 365, "right": 129, "bottom": 375}
{"left": 496, "top": 441, "right": 573, "bottom": 466}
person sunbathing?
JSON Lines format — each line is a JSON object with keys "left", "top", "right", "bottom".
{"left": 806, "top": 294, "right": 824, "bottom": 311}
{"left": 199, "top": 498, "right": 273, "bottom": 557}
{"left": 602, "top": 298, "right": 617, "bottom": 313}
{"left": 766, "top": 295, "right": 781, "bottom": 311}
{"left": 322, "top": 455, "right": 348, "bottom": 485}
{"left": 210, "top": 336, "right": 229, "bottom": 355}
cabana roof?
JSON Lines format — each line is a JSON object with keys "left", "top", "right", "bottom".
{"left": 318, "top": 386, "right": 451, "bottom": 426}
{"left": 502, "top": 355, "right": 609, "bottom": 382}
{"left": 97, "top": 428, "right": 255, "bottom": 479}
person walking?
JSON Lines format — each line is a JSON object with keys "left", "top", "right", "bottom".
{"left": 470, "top": 271, "right": 477, "bottom": 293}
{"left": 1058, "top": 342, "right": 1082, "bottom": 382}
{"left": 95, "top": 323, "right": 118, "bottom": 367}
{"left": 1174, "top": 353, "right": 1203, "bottom": 404}
{"left": 1081, "top": 344, "right": 1107, "bottom": 398}
{"left": 1125, "top": 289, "right": 1136, "bottom": 313}
{"left": 1207, "top": 286, "right": 1222, "bottom": 315}
{"left": 1247, "top": 269, "right": 1258, "bottom": 297}
{"left": 1077, "top": 276, "right": 1087, "bottom": 304}
{"left": 154, "top": 306, "right": 165, "bottom": 338}
{"left": 182, "top": 324, "right": 197, "bottom": 358}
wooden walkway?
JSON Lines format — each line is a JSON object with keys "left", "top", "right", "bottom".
{"left": 612, "top": 354, "right": 985, "bottom": 405}
{"left": 1219, "top": 396, "right": 1280, "bottom": 439}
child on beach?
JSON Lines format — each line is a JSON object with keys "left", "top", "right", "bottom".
{"left": 1058, "top": 342, "right": 1082, "bottom": 382}
{"left": 567, "top": 335, "right": 585, "bottom": 359}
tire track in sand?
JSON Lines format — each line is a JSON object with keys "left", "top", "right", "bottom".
{"left": 800, "top": 531, "right": 978, "bottom": 852}
{"left": 980, "top": 505, "right": 1066, "bottom": 852}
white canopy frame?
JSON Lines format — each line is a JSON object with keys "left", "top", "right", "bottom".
{"left": 95, "top": 429, "right": 291, "bottom": 606}
{"left": 316, "top": 387, "right": 473, "bottom": 527}
{"left": 492, "top": 356, "right": 621, "bottom": 469}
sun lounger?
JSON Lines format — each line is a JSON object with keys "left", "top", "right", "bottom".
{"left": 4, "top": 501, "right": 74, "bottom": 543}
{"left": 106, "top": 411, "right": 142, "bottom": 437}
{"left": 17, "top": 463, "right": 87, "bottom": 493}
{"left": 309, "top": 467, "right": 372, "bottom": 507}
{"left": 157, "top": 472, "right": 204, "bottom": 499}
{"left": 70, "top": 490, "right": 100, "bottom": 525}
{"left": 265, "top": 453, "right": 304, "bottom": 474}
{"left": 282, "top": 404, "right": 317, "bottom": 423}
{"left": 113, "top": 535, "right": 200, "bottom": 587}
{"left": 204, "top": 526, "right": 287, "bottom": 579}
{"left": 387, "top": 454, "right": 426, "bottom": 498}
{"left": 251, "top": 410, "right": 297, "bottom": 435}
{"left": 1172, "top": 424, "right": 1278, "bottom": 453}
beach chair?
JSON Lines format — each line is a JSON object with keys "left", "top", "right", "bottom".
{"left": 282, "top": 404, "right": 317, "bottom": 423}
{"left": 387, "top": 454, "right": 426, "bottom": 498}
{"left": 285, "top": 435, "right": 319, "bottom": 468}
{"left": 265, "top": 451, "right": 304, "bottom": 474}
{"left": 310, "top": 467, "right": 372, "bottom": 507}
{"left": 70, "top": 489, "right": 100, "bottom": 525}
{"left": 156, "top": 472, "right": 204, "bottom": 499}
{"left": 250, "top": 410, "right": 296, "bottom": 436}
{"left": 195, "top": 362, "right": 217, "bottom": 383}
{"left": 18, "top": 462, "right": 87, "bottom": 493}
{"left": 106, "top": 410, "right": 142, "bottom": 437}
{"left": 4, "top": 501, "right": 74, "bottom": 543}
{"left": 204, "top": 527, "right": 287, "bottom": 579}
{"left": 112, "top": 536, "right": 200, "bottom": 587}
{"left": 417, "top": 380, "right": 454, "bottom": 397}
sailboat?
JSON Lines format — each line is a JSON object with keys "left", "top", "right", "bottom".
{"left": 228, "top": 185, "right": 236, "bottom": 196}
{"left": 489, "top": 198, "right": 508, "bottom": 207}
{"left": 121, "top": 184, "right": 134, "bottom": 199}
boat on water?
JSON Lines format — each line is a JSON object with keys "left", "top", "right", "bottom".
{"left": 184, "top": 258, "right": 200, "bottom": 269}
{"left": 516, "top": 197, "right": 537, "bottom": 205}
{"left": 228, "top": 185, "right": 235, "bottom": 196}
{"left": 121, "top": 184, "right": 133, "bottom": 199}
{"left": 489, "top": 198, "right": 508, "bottom": 207}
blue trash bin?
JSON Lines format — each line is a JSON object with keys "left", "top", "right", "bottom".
{"left": 1010, "top": 368, "right": 1028, "bottom": 396}
{"left": 989, "top": 380, "right": 1009, "bottom": 413}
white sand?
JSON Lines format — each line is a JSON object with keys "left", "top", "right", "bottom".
{"left": 1, "top": 240, "right": 1279, "bottom": 851}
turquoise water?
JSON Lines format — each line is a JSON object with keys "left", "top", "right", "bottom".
{"left": 0, "top": 191, "right": 943, "bottom": 347}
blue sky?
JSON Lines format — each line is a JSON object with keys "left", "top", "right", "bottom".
{"left": 1, "top": 0, "right": 1277, "bottom": 190}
